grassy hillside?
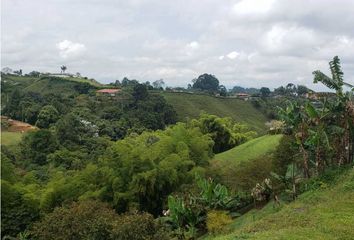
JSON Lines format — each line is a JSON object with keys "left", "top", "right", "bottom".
{"left": 209, "top": 135, "right": 282, "bottom": 191}
{"left": 1, "top": 132, "right": 23, "bottom": 146}
{"left": 206, "top": 167, "right": 354, "bottom": 240}
{"left": 2, "top": 75, "right": 102, "bottom": 98}
{"left": 214, "top": 135, "right": 282, "bottom": 164}
{"left": 162, "top": 92, "right": 268, "bottom": 134}
{"left": 3, "top": 74, "right": 102, "bottom": 87}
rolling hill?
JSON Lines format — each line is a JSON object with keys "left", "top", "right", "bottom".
{"left": 206, "top": 167, "right": 354, "bottom": 240}
{"left": 214, "top": 134, "right": 283, "bottom": 164}
{"left": 209, "top": 135, "right": 283, "bottom": 191}
{"left": 1, "top": 74, "right": 102, "bottom": 98}
{"left": 162, "top": 92, "right": 269, "bottom": 134}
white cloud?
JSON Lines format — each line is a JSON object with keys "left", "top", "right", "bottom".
{"left": 233, "top": 0, "right": 276, "bottom": 15}
{"left": 56, "top": 40, "right": 86, "bottom": 58}
{"left": 2, "top": 0, "right": 354, "bottom": 89}
{"left": 189, "top": 41, "right": 199, "bottom": 49}
{"left": 263, "top": 24, "right": 318, "bottom": 55}
{"left": 226, "top": 51, "right": 240, "bottom": 59}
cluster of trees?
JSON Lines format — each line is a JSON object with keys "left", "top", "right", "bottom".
{"left": 277, "top": 56, "right": 353, "bottom": 196}
{"left": 1, "top": 109, "right": 258, "bottom": 238}
{"left": 230, "top": 86, "right": 260, "bottom": 95}
{"left": 109, "top": 77, "right": 166, "bottom": 91}
{"left": 190, "top": 73, "right": 227, "bottom": 96}
{"left": 2, "top": 78, "right": 177, "bottom": 141}
{"left": 274, "top": 83, "right": 310, "bottom": 96}
{"left": 191, "top": 114, "right": 256, "bottom": 153}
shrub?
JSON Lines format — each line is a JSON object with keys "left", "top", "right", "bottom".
{"left": 1, "top": 180, "right": 39, "bottom": 238}
{"left": 111, "top": 212, "right": 167, "bottom": 240}
{"left": 206, "top": 210, "right": 232, "bottom": 234}
{"left": 272, "top": 135, "right": 298, "bottom": 176}
{"left": 31, "top": 200, "right": 118, "bottom": 240}
{"left": 218, "top": 155, "right": 275, "bottom": 192}
{"left": 167, "top": 195, "right": 206, "bottom": 238}
{"left": 31, "top": 200, "right": 166, "bottom": 240}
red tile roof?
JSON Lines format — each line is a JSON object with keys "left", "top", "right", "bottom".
{"left": 96, "top": 89, "right": 121, "bottom": 93}
{"left": 236, "top": 93, "right": 250, "bottom": 96}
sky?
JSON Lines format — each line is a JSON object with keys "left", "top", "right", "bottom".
{"left": 1, "top": 0, "right": 354, "bottom": 90}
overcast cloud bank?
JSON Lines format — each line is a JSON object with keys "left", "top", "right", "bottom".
{"left": 2, "top": 0, "right": 354, "bottom": 90}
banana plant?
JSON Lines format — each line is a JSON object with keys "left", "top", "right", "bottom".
{"left": 312, "top": 56, "right": 353, "bottom": 165}
{"left": 278, "top": 101, "right": 311, "bottom": 178}
{"left": 196, "top": 175, "right": 232, "bottom": 209}
{"left": 271, "top": 163, "right": 303, "bottom": 200}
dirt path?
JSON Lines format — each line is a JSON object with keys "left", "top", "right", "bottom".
{"left": 1, "top": 116, "right": 37, "bottom": 132}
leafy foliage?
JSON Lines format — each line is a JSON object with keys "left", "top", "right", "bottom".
{"left": 192, "top": 73, "right": 220, "bottom": 92}
{"left": 35, "top": 105, "right": 59, "bottom": 128}
{"left": 20, "top": 130, "right": 59, "bottom": 166}
{"left": 32, "top": 201, "right": 116, "bottom": 239}
{"left": 206, "top": 210, "right": 233, "bottom": 234}
{"left": 191, "top": 114, "right": 256, "bottom": 153}
{"left": 196, "top": 176, "right": 232, "bottom": 209}
{"left": 1, "top": 180, "right": 40, "bottom": 238}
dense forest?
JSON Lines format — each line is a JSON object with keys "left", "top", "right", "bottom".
{"left": 1, "top": 56, "right": 353, "bottom": 239}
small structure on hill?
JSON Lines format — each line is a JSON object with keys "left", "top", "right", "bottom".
{"left": 235, "top": 93, "right": 250, "bottom": 100}
{"left": 42, "top": 73, "right": 74, "bottom": 78}
{"left": 305, "top": 92, "right": 336, "bottom": 100}
{"left": 96, "top": 88, "right": 122, "bottom": 97}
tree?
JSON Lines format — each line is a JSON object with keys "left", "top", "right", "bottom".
{"left": 60, "top": 65, "right": 67, "bottom": 73}
{"left": 103, "top": 123, "right": 213, "bottom": 214}
{"left": 27, "top": 71, "right": 41, "bottom": 77}
{"left": 31, "top": 201, "right": 119, "bottom": 240}
{"left": 3, "top": 89, "right": 22, "bottom": 120}
{"left": 278, "top": 101, "right": 311, "bottom": 178}
{"left": 36, "top": 105, "right": 59, "bottom": 128}
{"left": 14, "top": 69, "right": 23, "bottom": 75}
{"left": 56, "top": 113, "right": 97, "bottom": 147}
{"left": 152, "top": 79, "right": 165, "bottom": 89}
{"left": 274, "top": 86, "right": 286, "bottom": 95}
{"left": 192, "top": 73, "right": 219, "bottom": 92}
{"left": 296, "top": 85, "right": 309, "bottom": 96}
{"left": 260, "top": 87, "right": 271, "bottom": 97}
{"left": 132, "top": 83, "right": 148, "bottom": 101}
{"left": 20, "top": 129, "right": 59, "bottom": 166}
{"left": 31, "top": 200, "right": 163, "bottom": 240}
{"left": 192, "top": 114, "right": 256, "bottom": 153}
{"left": 1, "top": 181, "right": 39, "bottom": 237}
{"left": 285, "top": 83, "right": 296, "bottom": 96}
{"left": 312, "top": 56, "right": 354, "bottom": 165}
{"left": 121, "top": 77, "right": 139, "bottom": 87}
{"left": 218, "top": 85, "right": 227, "bottom": 97}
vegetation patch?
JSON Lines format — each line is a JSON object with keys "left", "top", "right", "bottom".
{"left": 162, "top": 92, "right": 269, "bottom": 134}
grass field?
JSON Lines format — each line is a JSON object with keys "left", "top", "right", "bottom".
{"left": 209, "top": 135, "right": 283, "bottom": 191}
{"left": 1, "top": 131, "right": 23, "bottom": 146}
{"left": 214, "top": 134, "right": 283, "bottom": 164}
{"left": 161, "top": 92, "right": 268, "bottom": 134}
{"left": 206, "top": 167, "right": 354, "bottom": 240}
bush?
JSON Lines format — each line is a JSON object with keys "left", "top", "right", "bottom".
{"left": 272, "top": 135, "right": 298, "bottom": 176}
{"left": 206, "top": 210, "right": 232, "bottom": 234}
{"left": 31, "top": 201, "right": 117, "bottom": 240}
{"left": 111, "top": 212, "right": 167, "bottom": 240}
{"left": 215, "top": 155, "right": 275, "bottom": 192}
{"left": 1, "top": 180, "right": 39, "bottom": 237}
{"left": 31, "top": 200, "right": 167, "bottom": 240}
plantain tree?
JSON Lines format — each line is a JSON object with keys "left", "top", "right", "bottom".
{"left": 278, "top": 101, "right": 311, "bottom": 178}
{"left": 312, "top": 56, "right": 354, "bottom": 165}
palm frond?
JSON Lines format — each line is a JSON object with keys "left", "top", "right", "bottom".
{"left": 312, "top": 70, "right": 340, "bottom": 90}
{"left": 329, "top": 56, "right": 344, "bottom": 86}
